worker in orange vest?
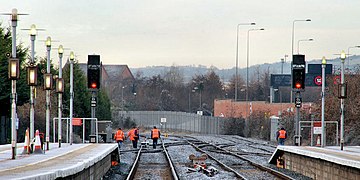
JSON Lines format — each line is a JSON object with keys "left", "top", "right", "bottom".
{"left": 114, "top": 128, "right": 125, "bottom": 148}
{"left": 151, "top": 126, "right": 160, "bottom": 149}
{"left": 276, "top": 127, "right": 287, "bottom": 145}
{"left": 127, "top": 126, "right": 139, "bottom": 148}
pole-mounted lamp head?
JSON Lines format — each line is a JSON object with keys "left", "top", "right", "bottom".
{"left": 30, "top": 24, "right": 36, "bottom": 36}
{"left": 340, "top": 50, "right": 346, "bottom": 62}
{"left": 8, "top": 58, "right": 19, "bottom": 80}
{"left": 58, "top": 45, "right": 64, "bottom": 58}
{"left": 44, "top": 73, "right": 52, "bottom": 90}
{"left": 322, "top": 56, "right": 326, "bottom": 65}
{"left": 70, "top": 51, "right": 74, "bottom": 61}
{"left": 45, "top": 36, "right": 51, "bottom": 47}
{"left": 27, "top": 64, "right": 38, "bottom": 86}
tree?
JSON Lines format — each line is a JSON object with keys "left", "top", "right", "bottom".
{"left": 0, "top": 25, "right": 30, "bottom": 143}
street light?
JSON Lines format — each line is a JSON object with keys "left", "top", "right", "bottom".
{"left": 121, "top": 86, "right": 126, "bottom": 109}
{"left": 8, "top": 57, "right": 19, "bottom": 160}
{"left": 30, "top": 24, "right": 37, "bottom": 141}
{"left": 297, "top": 38, "right": 313, "bottom": 54}
{"left": 235, "top": 22, "right": 256, "bottom": 101}
{"left": 291, "top": 19, "right": 311, "bottom": 103}
{"left": 69, "top": 51, "right": 75, "bottom": 145}
{"left": 246, "top": 28, "right": 264, "bottom": 118}
{"left": 340, "top": 50, "right": 346, "bottom": 150}
{"left": 57, "top": 45, "right": 64, "bottom": 147}
{"left": 2, "top": 8, "right": 28, "bottom": 159}
{"left": 280, "top": 55, "right": 288, "bottom": 74}
{"left": 321, "top": 56, "right": 326, "bottom": 148}
{"left": 44, "top": 36, "right": 52, "bottom": 150}
{"left": 347, "top": 46, "right": 360, "bottom": 70}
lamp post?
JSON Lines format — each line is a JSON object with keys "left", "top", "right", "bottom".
{"left": 340, "top": 50, "right": 346, "bottom": 150}
{"left": 43, "top": 37, "right": 53, "bottom": 150}
{"left": 6, "top": 8, "right": 20, "bottom": 160}
{"left": 347, "top": 46, "right": 360, "bottom": 71}
{"left": 321, "top": 56, "right": 326, "bottom": 148}
{"left": 246, "top": 28, "right": 264, "bottom": 118}
{"left": 69, "top": 51, "right": 74, "bottom": 145}
{"left": 57, "top": 45, "right": 64, "bottom": 147}
{"left": 235, "top": 23, "right": 256, "bottom": 101}
{"left": 291, "top": 19, "right": 311, "bottom": 103}
{"left": 280, "top": 55, "right": 288, "bottom": 74}
{"left": 121, "top": 86, "right": 126, "bottom": 109}
{"left": 29, "top": 24, "right": 37, "bottom": 141}
{"left": 297, "top": 38, "right": 313, "bottom": 54}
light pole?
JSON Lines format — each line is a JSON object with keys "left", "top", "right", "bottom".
{"left": 8, "top": 9, "right": 20, "bottom": 159}
{"left": 235, "top": 23, "right": 256, "bottom": 101}
{"left": 340, "top": 50, "right": 346, "bottom": 150}
{"left": 246, "top": 28, "right": 264, "bottom": 118}
{"left": 69, "top": 51, "right": 75, "bottom": 145}
{"left": 281, "top": 55, "right": 288, "bottom": 74}
{"left": 121, "top": 86, "right": 126, "bottom": 109}
{"left": 57, "top": 45, "right": 64, "bottom": 147}
{"left": 291, "top": 19, "right": 311, "bottom": 103}
{"left": 44, "top": 36, "right": 52, "bottom": 150}
{"left": 29, "top": 24, "right": 37, "bottom": 141}
{"left": 321, "top": 56, "right": 326, "bottom": 148}
{"left": 347, "top": 46, "right": 360, "bottom": 70}
{"left": 297, "top": 38, "right": 313, "bottom": 54}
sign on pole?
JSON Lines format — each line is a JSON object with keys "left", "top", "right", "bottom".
{"left": 160, "top": 118, "right": 166, "bottom": 123}
{"left": 91, "top": 97, "right": 97, "bottom": 107}
{"left": 313, "top": 121, "right": 322, "bottom": 134}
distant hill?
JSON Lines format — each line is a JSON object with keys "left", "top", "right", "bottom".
{"left": 130, "top": 55, "right": 360, "bottom": 82}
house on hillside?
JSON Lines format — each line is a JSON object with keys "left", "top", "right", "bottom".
{"left": 78, "top": 63, "right": 135, "bottom": 107}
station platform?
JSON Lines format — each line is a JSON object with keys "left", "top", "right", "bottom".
{"left": 269, "top": 146, "right": 360, "bottom": 179}
{"left": 0, "top": 143, "right": 118, "bottom": 179}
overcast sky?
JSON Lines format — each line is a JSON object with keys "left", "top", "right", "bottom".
{"left": 1, "top": 0, "right": 360, "bottom": 69}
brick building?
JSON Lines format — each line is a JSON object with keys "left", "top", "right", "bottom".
{"left": 214, "top": 99, "right": 295, "bottom": 118}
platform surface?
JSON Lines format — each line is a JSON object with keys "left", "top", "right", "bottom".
{"left": 269, "top": 145, "right": 360, "bottom": 169}
{"left": 0, "top": 143, "right": 117, "bottom": 180}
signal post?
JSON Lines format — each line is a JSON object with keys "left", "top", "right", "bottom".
{"left": 292, "top": 54, "right": 306, "bottom": 146}
{"left": 87, "top": 55, "right": 101, "bottom": 136}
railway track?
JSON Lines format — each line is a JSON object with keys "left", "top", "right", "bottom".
{"left": 126, "top": 138, "right": 179, "bottom": 180}
{"left": 183, "top": 136, "right": 295, "bottom": 180}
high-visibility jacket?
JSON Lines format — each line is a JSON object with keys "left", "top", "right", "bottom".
{"left": 278, "top": 130, "right": 286, "bottom": 139}
{"left": 151, "top": 128, "right": 160, "bottom": 139}
{"left": 128, "top": 129, "right": 138, "bottom": 141}
{"left": 114, "top": 130, "right": 124, "bottom": 141}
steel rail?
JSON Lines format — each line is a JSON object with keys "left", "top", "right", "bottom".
{"left": 161, "top": 138, "right": 179, "bottom": 180}
{"left": 126, "top": 146, "right": 142, "bottom": 180}
{"left": 186, "top": 140, "right": 248, "bottom": 180}
{"left": 188, "top": 137, "right": 295, "bottom": 180}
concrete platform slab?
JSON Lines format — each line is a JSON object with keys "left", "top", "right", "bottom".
{"left": 0, "top": 143, "right": 117, "bottom": 180}
{"left": 269, "top": 145, "right": 360, "bottom": 169}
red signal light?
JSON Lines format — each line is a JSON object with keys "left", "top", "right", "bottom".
{"left": 295, "top": 83, "right": 301, "bottom": 89}
{"left": 91, "top": 82, "right": 97, "bottom": 89}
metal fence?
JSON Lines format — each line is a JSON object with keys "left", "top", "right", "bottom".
{"left": 113, "top": 111, "right": 226, "bottom": 134}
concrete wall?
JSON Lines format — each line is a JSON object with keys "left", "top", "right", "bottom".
{"left": 59, "top": 153, "right": 111, "bottom": 180}
{"left": 284, "top": 152, "right": 360, "bottom": 180}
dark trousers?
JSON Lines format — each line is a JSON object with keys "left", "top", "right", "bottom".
{"left": 152, "top": 138, "right": 158, "bottom": 149}
{"left": 278, "top": 138, "right": 285, "bottom": 145}
{"left": 132, "top": 140, "right": 138, "bottom": 148}
{"left": 116, "top": 140, "right": 123, "bottom": 148}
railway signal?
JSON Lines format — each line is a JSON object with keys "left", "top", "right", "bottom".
{"left": 87, "top": 55, "right": 101, "bottom": 90}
